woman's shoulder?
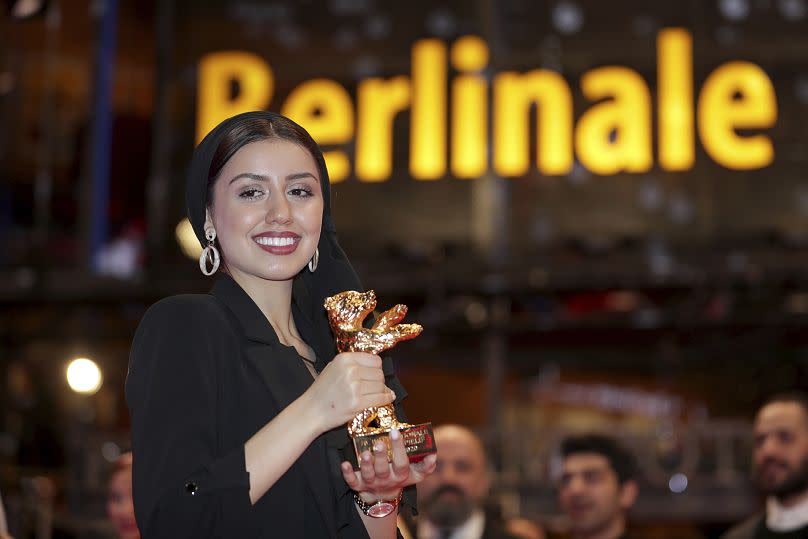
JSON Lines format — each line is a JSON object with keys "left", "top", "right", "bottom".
{"left": 137, "top": 293, "right": 231, "bottom": 333}
{"left": 130, "top": 294, "right": 239, "bottom": 369}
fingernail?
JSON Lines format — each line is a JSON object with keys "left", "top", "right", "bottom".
{"left": 362, "top": 451, "right": 372, "bottom": 462}
{"left": 374, "top": 442, "right": 385, "bottom": 452}
{"left": 390, "top": 427, "right": 400, "bottom": 440}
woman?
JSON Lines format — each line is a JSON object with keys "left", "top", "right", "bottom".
{"left": 0, "top": 488, "right": 11, "bottom": 539}
{"left": 126, "top": 111, "right": 435, "bottom": 538}
{"left": 107, "top": 453, "right": 140, "bottom": 539}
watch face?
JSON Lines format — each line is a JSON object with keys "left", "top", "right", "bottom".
{"left": 367, "top": 501, "right": 395, "bottom": 518}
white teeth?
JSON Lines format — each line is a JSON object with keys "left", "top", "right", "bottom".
{"left": 255, "top": 236, "right": 296, "bottom": 246}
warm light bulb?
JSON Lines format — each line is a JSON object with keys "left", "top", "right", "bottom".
{"left": 66, "top": 358, "right": 103, "bottom": 395}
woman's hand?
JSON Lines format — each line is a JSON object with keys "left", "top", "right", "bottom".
{"left": 340, "top": 427, "right": 437, "bottom": 500}
{"left": 303, "top": 352, "right": 395, "bottom": 433}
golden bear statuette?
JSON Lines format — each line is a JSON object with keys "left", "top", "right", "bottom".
{"left": 324, "top": 290, "right": 435, "bottom": 468}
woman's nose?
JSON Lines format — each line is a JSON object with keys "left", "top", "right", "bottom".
{"left": 267, "top": 196, "right": 292, "bottom": 224}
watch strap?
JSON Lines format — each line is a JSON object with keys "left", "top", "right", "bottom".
{"left": 352, "top": 489, "right": 403, "bottom": 518}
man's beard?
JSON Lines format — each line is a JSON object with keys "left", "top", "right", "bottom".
{"left": 753, "top": 455, "right": 808, "bottom": 500}
{"left": 421, "top": 485, "right": 475, "bottom": 529}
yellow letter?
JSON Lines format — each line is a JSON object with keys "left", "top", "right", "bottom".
{"left": 281, "top": 79, "right": 354, "bottom": 182}
{"left": 197, "top": 51, "right": 273, "bottom": 143}
{"left": 410, "top": 39, "right": 447, "bottom": 180}
{"left": 493, "top": 70, "right": 573, "bottom": 176}
{"left": 451, "top": 35, "right": 488, "bottom": 179}
{"left": 698, "top": 62, "right": 777, "bottom": 169}
{"left": 658, "top": 28, "right": 694, "bottom": 171}
{"left": 355, "top": 76, "right": 411, "bottom": 182}
{"left": 575, "top": 67, "right": 653, "bottom": 175}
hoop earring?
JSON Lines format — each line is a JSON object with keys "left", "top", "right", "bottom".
{"left": 199, "top": 228, "right": 221, "bottom": 276}
{"left": 308, "top": 247, "right": 319, "bottom": 272}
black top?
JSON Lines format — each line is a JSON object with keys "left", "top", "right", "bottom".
{"left": 752, "top": 521, "right": 808, "bottom": 538}
{"left": 721, "top": 513, "right": 808, "bottom": 539}
{"left": 126, "top": 274, "right": 413, "bottom": 538}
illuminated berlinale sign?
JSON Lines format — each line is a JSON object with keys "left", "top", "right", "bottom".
{"left": 196, "top": 28, "right": 777, "bottom": 182}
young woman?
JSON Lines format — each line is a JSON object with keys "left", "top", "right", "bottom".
{"left": 126, "top": 111, "right": 435, "bottom": 538}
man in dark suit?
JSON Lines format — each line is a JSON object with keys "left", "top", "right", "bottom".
{"left": 557, "top": 434, "right": 639, "bottom": 539}
{"left": 722, "top": 391, "right": 808, "bottom": 539}
{"left": 401, "top": 424, "right": 522, "bottom": 539}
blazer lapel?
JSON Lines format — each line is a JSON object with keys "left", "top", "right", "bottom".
{"left": 210, "top": 275, "right": 338, "bottom": 537}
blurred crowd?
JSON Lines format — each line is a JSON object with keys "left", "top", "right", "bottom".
{"left": 1, "top": 390, "right": 807, "bottom": 539}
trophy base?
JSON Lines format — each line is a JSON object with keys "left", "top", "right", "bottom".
{"left": 349, "top": 422, "right": 435, "bottom": 470}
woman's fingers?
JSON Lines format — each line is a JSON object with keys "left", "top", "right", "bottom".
{"left": 359, "top": 451, "right": 376, "bottom": 483}
{"left": 355, "top": 365, "right": 385, "bottom": 382}
{"left": 372, "top": 442, "right": 391, "bottom": 478}
{"left": 357, "top": 380, "right": 387, "bottom": 396}
{"left": 358, "top": 388, "right": 395, "bottom": 412}
{"left": 341, "top": 461, "right": 361, "bottom": 490}
{"left": 347, "top": 352, "right": 382, "bottom": 368}
{"left": 389, "top": 428, "right": 411, "bottom": 477}
{"left": 344, "top": 441, "right": 438, "bottom": 496}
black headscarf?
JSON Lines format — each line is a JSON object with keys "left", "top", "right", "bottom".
{"left": 185, "top": 110, "right": 364, "bottom": 365}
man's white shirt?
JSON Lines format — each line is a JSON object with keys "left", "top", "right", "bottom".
{"left": 766, "top": 495, "right": 808, "bottom": 532}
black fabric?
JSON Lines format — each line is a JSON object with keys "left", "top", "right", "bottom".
{"left": 752, "top": 522, "right": 808, "bottom": 538}
{"left": 721, "top": 514, "right": 808, "bottom": 539}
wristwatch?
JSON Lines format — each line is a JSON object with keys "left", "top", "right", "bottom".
{"left": 352, "top": 489, "right": 403, "bottom": 518}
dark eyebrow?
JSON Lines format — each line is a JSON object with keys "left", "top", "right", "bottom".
{"left": 286, "top": 172, "right": 318, "bottom": 182}
{"left": 228, "top": 173, "right": 266, "bottom": 185}
{"left": 227, "top": 172, "right": 318, "bottom": 185}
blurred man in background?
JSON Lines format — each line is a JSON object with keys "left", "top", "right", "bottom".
{"left": 722, "top": 391, "right": 808, "bottom": 539}
{"left": 404, "top": 424, "right": 524, "bottom": 539}
{"left": 557, "top": 434, "right": 639, "bottom": 539}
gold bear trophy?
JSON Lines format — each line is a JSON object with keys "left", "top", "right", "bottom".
{"left": 324, "top": 290, "right": 436, "bottom": 469}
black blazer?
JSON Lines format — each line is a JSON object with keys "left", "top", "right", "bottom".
{"left": 126, "top": 275, "right": 412, "bottom": 538}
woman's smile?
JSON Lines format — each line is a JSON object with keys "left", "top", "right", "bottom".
{"left": 253, "top": 231, "right": 301, "bottom": 255}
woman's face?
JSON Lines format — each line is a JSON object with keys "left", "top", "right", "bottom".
{"left": 107, "top": 468, "right": 139, "bottom": 539}
{"left": 208, "top": 139, "right": 324, "bottom": 283}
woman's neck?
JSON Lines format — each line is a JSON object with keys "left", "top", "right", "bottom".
{"left": 227, "top": 269, "right": 297, "bottom": 343}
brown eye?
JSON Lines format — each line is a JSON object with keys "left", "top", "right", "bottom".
{"left": 288, "top": 187, "right": 313, "bottom": 197}
{"left": 239, "top": 188, "right": 263, "bottom": 199}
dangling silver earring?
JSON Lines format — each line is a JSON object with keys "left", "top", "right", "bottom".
{"left": 308, "top": 247, "right": 319, "bottom": 272}
{"left": 199, "top": 228, "right": 221, "bottom": 276}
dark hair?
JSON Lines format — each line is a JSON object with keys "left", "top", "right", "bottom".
{"left": 206, "top": 115, "right": 329, "bottom": 208}
{"left": 760, "top": 391, "right": 808, "bottom": 420}
{"left": 561, "top": 434, "right": 637, "bottom": 484}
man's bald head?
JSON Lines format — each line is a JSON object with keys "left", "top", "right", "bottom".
{"left": 434, "top": 425, "right": 487, "bottom": 466}
{"left": 417, "top": 424, "right": 491, "bottom": 528}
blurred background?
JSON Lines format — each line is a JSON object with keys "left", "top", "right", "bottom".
{"left": 1, "top": 0, "right": 808, "bottom": 537}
